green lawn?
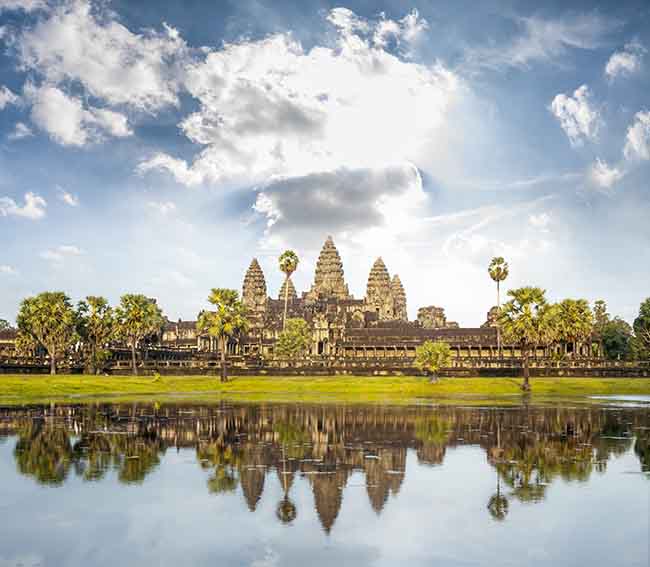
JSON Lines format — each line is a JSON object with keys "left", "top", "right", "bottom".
{"left": 0, "top": 374, "right": 649, "bottom": 405}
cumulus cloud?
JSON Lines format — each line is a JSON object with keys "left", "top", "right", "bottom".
{"left": 589, "top": 158, "right": 625, "bottom": 189}
{"left": 0, "top": 0, "right": 48, "bottom": 12}
{"left": 550, "top": 85, "right": 601, "bottom": 146}
{"left": 465, "top": 13, "right": 614, "bottom": 71}
{"left": 25, "top": 84, "right": 132, "bottom": 146}
{"left": 605, "top": 41, "right": 645, "bottom": 80}
{"left": 15, "top": 0, "right": 189, "bottom": 112}
{"left": 0, "top": 192, "right": 46, "bottom": 219}
{"left": 0, "top": 85, "right": 19, "bottom": 110}
{"left": 623, "top": 111, "right": 650, "bottom": 161}
{"left": 253, "top": 163, "right": 425, "bottom": 247}
{"left": 139, "top": 8, "right": 458, "bottom": 187}
{"left": 57, "top": 187, "right": 79, "bottom": 206}
{"left": 40, "top": 244, "right": 83, "bottom": 263}
{"left": 8, "top": 122, "right": 33, "bottom": 140}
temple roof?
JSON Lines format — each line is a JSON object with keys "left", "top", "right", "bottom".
{"left": 278, "top": 277, "right": 298, "bottom": 301}
{"left": 306, "top": 236, "right": 351, "bottom": 301}
{"left": 242, "top": 258, "right": 268, "bottom": 309}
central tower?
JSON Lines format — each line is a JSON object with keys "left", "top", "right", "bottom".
{"left": 305, "top": 236, "right": 351, "bottom": 301}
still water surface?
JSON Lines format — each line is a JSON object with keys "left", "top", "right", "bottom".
{"left": 0, "top": 401, "right": 648, "bottom": 567}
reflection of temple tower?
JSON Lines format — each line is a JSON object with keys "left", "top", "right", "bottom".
{"left": 364, "top": 448, "right": 406, "bottom": 514}
{"left": 305, "top": 236, "right": 351, "bottom": 301}
{"left": 240, "top": 466, "right": 265, "bottom": 511}
{"left": 311, "top": 469, "right": 347, "bottom": 534}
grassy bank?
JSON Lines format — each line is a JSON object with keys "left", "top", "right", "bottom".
{"left": 0, "top": 374, "right": 649, "bottom": 405}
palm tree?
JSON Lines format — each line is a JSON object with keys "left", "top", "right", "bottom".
{"left": 115, "top": 294, "right": 164, "bottom": 376}
{"left": 488, "top": 257, "right": 509, "bottom": 355}
{"left": 197, "top": 288, "right": 249, "bottom": 382}
{"left": 279, "top": 250, "right": 299, "bottom": 331}
{"left": 556, "top": 299, "right": 594, "bottom": 358}
{"left": 498, "top": 287, "right": 559, "bottom": 392}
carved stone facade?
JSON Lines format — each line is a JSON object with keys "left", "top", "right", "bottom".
{"left": 242, "top": 258, "right": 268, "bottom": 314}
{"left": 417, "top": 306, "right": 458, "bottom": 329}
{"left": 305, "top": 236, "right": 351, "bottom": 302}
{"left": 278, "top": 278, "right": 297, "bottom": 301}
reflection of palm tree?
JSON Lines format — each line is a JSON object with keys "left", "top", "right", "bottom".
{"left": 14, "top": 423, "right": 72, "bottom": 485}
{"left": 487, "top": 475, "right": 509, "bottom": 521}
{"left": 275, "top": 421, "right": 303, "bottom": 525}
{"left": 208, "top": 466, "right": 238, "bottom": 494}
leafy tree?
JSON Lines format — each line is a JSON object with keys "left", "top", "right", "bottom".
{"left": 0, "top": 318, "right": 11, "bottom": 331}
{"left": 16, "top": 291, "right": 77, "bottom": 375}
{"left": 197, "top": 288, "right": 249, "bottom": 382}
{"left": 488, "top": 257, "right": 509, "bottom": 354}
{"left": 415, "top": 340, "right": 452, "bottom": 382}
{"left": 115, "top": 294, "right": 164, "bottom": 375}
{"left": 555, "top": 299, "right": 594, "bottom": 357}
{"left": 633, "top": 298, "right": 650, "bottom": 360}
{"left": 487, "top": 477, "right": 509, "bottom": 522}
{"left": 279, "top": 250, "right": 299, "bottom": 331}
{"left": 77, "top": 296, "right": 115, "bottom": 374}
{"left": 592, "top": 300, "right": 610, "bottom": 357}
{"left": 601, "top": 318, "right": 634, "bottom": 360}
{"left": 276, "top": 318, "right": 311, "bottom": 362}
{"left": 498, "top": 287, "right": 559, "bottom": 392}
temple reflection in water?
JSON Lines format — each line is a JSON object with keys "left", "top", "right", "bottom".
{"left": 1, "top": 402, "right": 648, "bottom": 533}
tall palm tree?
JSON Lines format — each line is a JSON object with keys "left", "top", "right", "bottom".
{"left": 197, "top": 288, "right": 249, "bottom": 382}
{"left": 278, "top": 250, "right": 299, "bottom": 331}
{"left": 488, "top": 257, "right": 509, "bottom": 355}
{"left": 498, "top": 286, "right": 559, "bottom": 392}
{"left": 556, "top": 299, "right": 594, "bottom": 358}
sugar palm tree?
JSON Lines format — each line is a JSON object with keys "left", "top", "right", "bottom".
{"left": 488, "top": 257, "right": 509, "bottom": 355}
{"left": 279, "top": 250, "right": 299, "bottom": 331}
{"left": 197, "top": 288, "right": 249, "bottom": 382}
{"left": 498, "top": 287, "right": 559, "bottom": 392}
{"left": 556, "top": 299, "right": 594, "bottom": 358}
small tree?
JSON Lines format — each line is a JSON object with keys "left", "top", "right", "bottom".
{"left": 498, "top": 287, "right": 559, "bottom": 392}
{"left": 488, "top": 257, "right": 509, "bottom": 355}
{"left": 276, "top": 318, "right": 311, "bottom": 363}
{"left": 197, "top": 288, "right": 249, "bottom": 382}
{"left": 555, "top": 299, "right": 594, "bottom": 357}
{"left": 16, "top": 291, "right": 77, "bottom": 375}
{"left": 115, "top": 294, "right": 164, "bottom": 376}
{"left": 415, "top": 340, "right": 452, "bottom": 383}
{"left": 633, "top": 298, "right": 650, "bottom": 360}
{"left": 278, "top": 250, "right": 299, "bottom": 331}
{"left": 77, "top": 296, "right": 115, "bottom": 374}
{"left": 601, "top": 317, "right": 633, "bottom": 360}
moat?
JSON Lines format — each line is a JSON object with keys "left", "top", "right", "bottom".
{"left": 0, "top": 400, "right": 648, "bottom": 566}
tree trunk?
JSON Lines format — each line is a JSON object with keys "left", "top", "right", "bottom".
{"left": 521, "top": 345, "right": 531, "bottom": 392}
{"left": 283, "top": 276, "right": 290, "bottom": 331}
{"left": 220, "top": 336, "right": 228, "bottom": 382}
{"left": 496, "top": 281, "right": 501, "bottom": 357}
{"left": 89, "top": 343, "right": 96, "bottom": 375}
{"left": 131, "top": 342, "right": 138, "bottom": 376}
{"left": 429, "top": 372, "right": 438, "bottom": 384}
{"left": 49, "top": 347, "right": 57, "bottom": 375}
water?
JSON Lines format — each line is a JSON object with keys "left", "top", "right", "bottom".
{"left": 0, "top": 401, "right": 648, "bottom": 567}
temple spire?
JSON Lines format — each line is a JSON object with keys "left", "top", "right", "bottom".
{"left": 365, "top": 257, "right": 394, "bottom": 319}
{"left": 391, "top": 274, "right": 407, "bottom": 321}
{"left": 306, "top": 236, "right": 351, "bottom": 301}
{"left": 278, "top": 278, "right": 298, "bottom": 301}
{"left": 242, "top": 258, "right": 267, "bottom": 312}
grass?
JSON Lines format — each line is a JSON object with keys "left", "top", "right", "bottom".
{"left": 0, "top": 374, "right": 649, "bottom": 405}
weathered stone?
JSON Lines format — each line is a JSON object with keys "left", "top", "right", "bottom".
{"left": 391, "top": 274, "right": 407, "bottom": 321}
{"left": 278, "top": 278, "right": 298, "bottom": 301}
{"left": 306, "top": 236, "right": 351, "bottom": 301}
{"left": 481, "top": 306, "right": 499, "bottom": 328}
{"left": 365, "top": 257, "right": 394, "bottom": 319}
{"left": 242, "top": 258, "right": 268, "bottom": 313}
{"left": 417, "top": 305, "right": 448, "bottom": 329}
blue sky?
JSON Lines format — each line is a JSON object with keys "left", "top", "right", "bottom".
{"left": 1, "top": 0, "right": 649, "bottom": 326}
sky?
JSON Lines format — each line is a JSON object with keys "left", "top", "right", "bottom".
{"left": 0, "top": 0, "right": 649, "bottom": 326}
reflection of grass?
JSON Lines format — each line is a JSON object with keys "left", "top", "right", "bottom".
{"left": 1, "top": 374, "right": 650, "bottom": 405}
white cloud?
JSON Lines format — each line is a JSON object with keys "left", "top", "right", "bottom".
{"left": 25, "top": 83, "right": 132, "bottom": 146}
{"left": 40, "top": 244, "right": 83, "bottom": 263}
{"left": 465, "top": 13, "right": 614, "bottom": 70}
{"left": 57, "top": 187, "right": 79, "bottom": 206}
{"left": 529, "top": 212, "right": 551, "bottom": 231}
{"left": 623, "top": 111, "right": 650, "bottom": 161}
{"left": 147, "top": 200, "right": 176, "bottom": 215}
{"left": 16, "top": 0, "right": 189, "bottom": 112}
{"left": 0, "top": 192, "right": 46, "bottom": 219}
{"left": 8, "top": 122, "right": 33, "bottom": 140}
{"left": 0, "top": 85, "right": 19, "bottom": 110}
{"left": 550, "top": 85, "right": 601, "bottom": 147}
{"left": 139, "top": 8, "right": 459, "bottom": 187}
{"left": 589, "top": 158, "right": 625, "bottom": 189}
{"left": 0, "top": 265, "right": 18, "bottom": 275}
{"left": 0, "top": 0, "right": 48, "bottom": 12}
{"left": 605, "top": 41, "right": 645, "bottom": 80}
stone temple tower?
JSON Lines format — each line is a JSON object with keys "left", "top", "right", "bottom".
{"left": 242, "top": 258, "right": 268, "bottom": 313}
{"left": 278, "top": 278, "right": 298, "bottom": 301}
{"left": 306, "top": 236, "right": 351, "bottom": 301}
{"left": 365, "top": 257, "right": 394, "bottom": 319}
{"left": 391, "top": 274, "right": 407, "bottom": 321}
